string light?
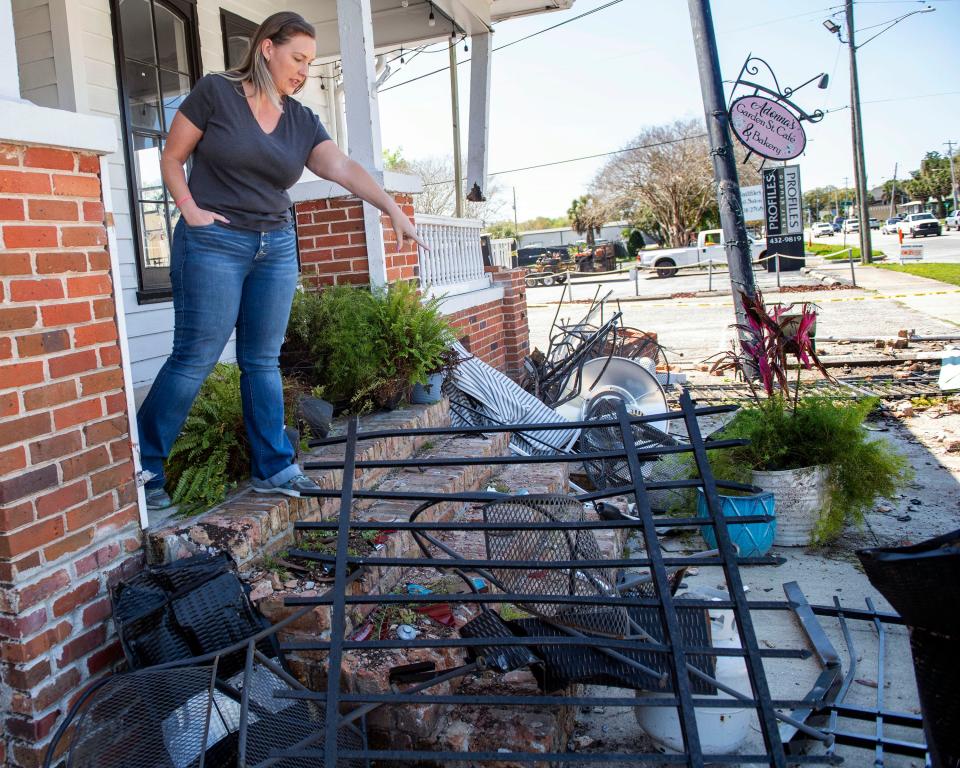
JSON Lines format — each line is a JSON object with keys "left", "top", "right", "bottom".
{"left": 401, "top": 0, "right": 409, "bottom": 6}
{"left": 427, "top": 2, "right": 435, "bottom": 26}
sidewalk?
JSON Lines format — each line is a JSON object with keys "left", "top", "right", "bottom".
{"left": 807, "top": 259, "right": 960, "bottom": 330}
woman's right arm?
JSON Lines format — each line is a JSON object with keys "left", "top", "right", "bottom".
{"left": 160, "top": 112, "right": 230, "bottom": 226}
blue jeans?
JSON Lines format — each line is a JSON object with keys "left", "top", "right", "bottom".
{"left": 137, "top": 219, "right": 301, "bottom": 490}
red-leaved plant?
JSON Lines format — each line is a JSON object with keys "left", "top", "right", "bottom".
{"left": 710, "top": 290, "right": 833, "bottom": 406}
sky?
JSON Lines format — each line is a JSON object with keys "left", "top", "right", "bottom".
{"left": 377, "top": 0, "right": 960, "bottom": 223}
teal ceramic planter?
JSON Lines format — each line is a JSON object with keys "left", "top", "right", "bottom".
{"left": 697, "top": 489, "right": 776, "bottom": 557}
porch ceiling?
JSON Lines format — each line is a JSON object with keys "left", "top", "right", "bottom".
{"left": 291, "top": 0, "right": 574, "bottom": 60}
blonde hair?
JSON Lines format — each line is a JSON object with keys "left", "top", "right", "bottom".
{"left": 220, "top": 11, "right": 315, "bottom": 111}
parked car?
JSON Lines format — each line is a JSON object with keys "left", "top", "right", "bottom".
{"left": 868, "top": 218, "right": 880, "bottom": 230}
{"left": 811, "top": 222, "right": 834, "bottom": 237}
{"left": 639, "top": 229, "right": 766, "bottom": 278}
{"left": 945, "top": 211, "right": 960, "bottom": 231}
{"left": 898, "top": 212, "right": 941, "bottom": 238}
{"left": 832, "top": 216, "right": 846, "bottom": 232}
{"left": 842, "top": 219, "right": 860, "bottom": 234}
{"left": 881, "top": 217, "right": 903, "bottom": 235}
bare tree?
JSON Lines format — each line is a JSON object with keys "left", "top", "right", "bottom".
{"left": 386, "top": 151, "right": 506, "bottom": 223}
{"left": 591, "top": 119, "right": 759, "bottom": 248}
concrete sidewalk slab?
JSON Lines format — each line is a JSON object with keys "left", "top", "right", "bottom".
{"left": 806, "top": 261, "right": 960, "bottom": 329}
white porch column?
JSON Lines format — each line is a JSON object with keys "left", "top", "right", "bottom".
{"left": 0, "top": 0, "right": 21, "bottom": 100}
{"left": 336, "top": 0, "right": 388, "bottom": 286}
{"left": 466, "top": 31, "right": 492, "bottom": 202}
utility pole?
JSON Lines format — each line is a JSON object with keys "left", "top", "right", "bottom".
{"left": 946, "top": 140, "right": 958, "bottom": 213}
{"left": 449, "top": 39, "right": 464, "bottom": 218}
{"left": 512, "top": 187, "right": 519, "bottom": 239}
{"left": 845, "top": 0, "right": 873, "bottom": 264}
{"left": 889, "top": 163, "right": 898, "bottom": 218}
{"left": 687, "top": 0, "right": 758, "bottom": 366}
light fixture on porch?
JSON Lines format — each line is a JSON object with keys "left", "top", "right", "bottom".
{"left": 401, "top": 0, "right": 409, "bottom": 6}
{"left": 428, "top": 2, "right": 436, "bottom": 26}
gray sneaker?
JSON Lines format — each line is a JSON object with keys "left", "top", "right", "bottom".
{"left": 145, "top": 487, "right": 173, "bottom": 510}
{"left": 251, "top": 473, "right": 320, "bottom": 498}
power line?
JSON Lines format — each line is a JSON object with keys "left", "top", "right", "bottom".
{"left": 823, "top": 89, "right": 960, "bottom": 113}
{"left": 420, "top": 133, "right": 708, "bottom": 186}
{"left": 379, "top": 0, "right": 624, "bottom": 93}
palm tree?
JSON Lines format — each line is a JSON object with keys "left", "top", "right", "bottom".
{"left": 567, "top": 195, "right": 605, "bottom": 246}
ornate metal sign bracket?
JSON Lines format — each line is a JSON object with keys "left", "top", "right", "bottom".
{"left": 728, "top": 53, "right": 828, "bottom": 167}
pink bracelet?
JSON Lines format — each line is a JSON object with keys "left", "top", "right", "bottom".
{"left": 175, "top": 194, "right": 192, "bottom": 208}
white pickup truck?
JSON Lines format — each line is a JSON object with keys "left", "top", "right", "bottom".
{"left": 639, "top": 229, "right": 768, "bottom": 278}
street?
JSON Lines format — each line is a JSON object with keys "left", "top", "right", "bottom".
{"left": 816, "top": 225, "right": 960, "bottom": 263}
{"left": 526, "top": 229, "right": 960, "bottom": 366}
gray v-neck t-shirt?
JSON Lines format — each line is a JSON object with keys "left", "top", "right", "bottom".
{"left": 178, "top": 74, "right": 331, "bottom": 232}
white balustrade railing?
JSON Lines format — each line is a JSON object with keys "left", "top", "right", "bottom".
{"left": 415, "top": 214, "right": 491, "bottom": 296}
{"left": 489, "top": 238, "right": 514, "bottom": 269}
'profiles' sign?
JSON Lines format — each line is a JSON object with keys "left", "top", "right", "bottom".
{"left": 729, "top": 95, "right": 807, "bottom": 161}
{"left": 762, "top": 165, "right": 805, "bottom": 272}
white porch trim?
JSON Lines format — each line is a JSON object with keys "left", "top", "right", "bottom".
{"left": 0, "top": 98, "right": 116, "bottom": 156}
{"left": 99, "top": 155, "right": 149, "bottom": 529}
{"left": 0, "top": 0, "right": 21, "bottom": 101}
{"left": 466, "top": 31, "right": 492, "bottom": 201}
{"left": 48, "top": 0, "right": 89, "bottom": 113}
{"left": 336, "top": 0, "right": 388, "bottom": 286}
{"left": 434, "top": 284, "right": 504, "bottom": 315}
{"left": 416, "top": 213, "right": 492, "bottom": 298}
{"left": 290, "top": 170, "right": 423, "bottom": 203}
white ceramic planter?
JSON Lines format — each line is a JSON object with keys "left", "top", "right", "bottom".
{"left": 635, "top": 608, "right": 752, "bottom": 754}
{"left": 751, "top": 465, "right": 829, "bottom": 547}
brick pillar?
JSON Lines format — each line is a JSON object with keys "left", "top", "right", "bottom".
{"left": 379, "top": 193, "right": 418, "bottom": 283}
{"left": 0, "top": 141, "right": 142, "bottom": 768}
{"left": 294, "top": 192, "right": 418, "bottom": 290}
{"left": 490, "top": 267, "right": 530, "bottom": 380}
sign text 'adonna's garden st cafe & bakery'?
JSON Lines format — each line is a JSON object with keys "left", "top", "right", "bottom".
{"left": 729, "top": 95, "right": 807, "bottom": 162}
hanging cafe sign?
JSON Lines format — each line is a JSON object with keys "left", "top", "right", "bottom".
{"left": 727, "top": 54, "right": 825, "bottom": 163}
{"left": 729, "top": 95, "right": 805, "bottom": 160}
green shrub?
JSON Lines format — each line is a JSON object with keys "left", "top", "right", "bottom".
{"left": 165, "top": 363, "right": 250, "bottom": 514}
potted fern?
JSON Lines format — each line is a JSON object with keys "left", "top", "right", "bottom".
{"left": 708, "top": 291, "right": 910, "bottom": 546}
{"left": 282, "top": 281, "right": 458, "bottom": 413}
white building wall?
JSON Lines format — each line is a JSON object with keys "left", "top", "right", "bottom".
{"left": 14, "top": 0, "right": 339, "bottom": 398}
{"left": 518, "top": 223, "right": 630, "bottom": 249}
{"left": 13, "top": 0, "right": 58, "bottom": 107}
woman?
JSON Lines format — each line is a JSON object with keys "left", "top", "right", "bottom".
{"left": 138, "top": 11, "right": 424, "bottom": 509}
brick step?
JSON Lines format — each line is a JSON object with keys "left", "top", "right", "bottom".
{"left": 252, "top": 428, "right": 510, "bottom": 654}
{"left": 146, "top": 400, "right": 449, "bottom": 567}
{"left": 423, "top": 671, "right": 581, "bottom": 768}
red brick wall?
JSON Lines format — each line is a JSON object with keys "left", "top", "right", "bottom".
{"left": 447, "top": 268, "right": 530, "bottom": 380}
{"left": 294, "top": 192, "right": 418, "bottom": 288}
{"left": 0, "top": 142, "right": 142, "bottom": 768}
{"left": 490, "top": 268, "right": 530, "bottom": 380}
{"left": 380, "top": 193, "right": 418, "bottom": 283}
